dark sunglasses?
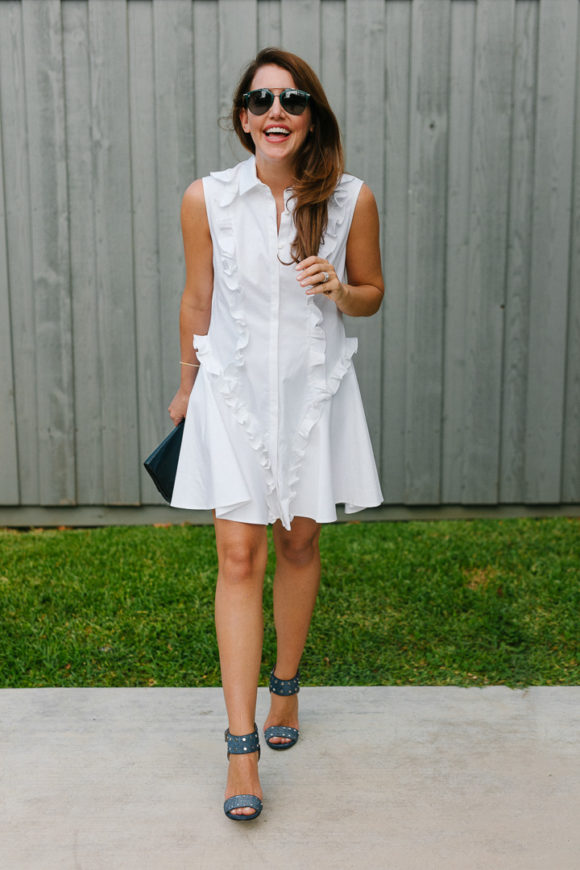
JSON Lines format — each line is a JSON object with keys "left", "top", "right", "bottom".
{"left": 242, "top": 88, "right": 311, "bottom": 116}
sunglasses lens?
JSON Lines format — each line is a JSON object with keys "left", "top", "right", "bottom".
{"left": 280, "top": 90, "right": 309, "bottom": 115}
{"left": 246, "top": 90, "right": 273, "bottom": 115}
{"left": 244, "top": 89, "right": 310, "bottom": 116}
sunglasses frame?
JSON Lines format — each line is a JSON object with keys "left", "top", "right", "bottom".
{"left": 242, "top": 88, "right": 311, "bottom": 116}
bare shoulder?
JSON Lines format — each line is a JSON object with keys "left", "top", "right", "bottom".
{"left": 183, "top": 177, "right": 205, "bottom": 202}
{"left": 181, "top": 178, "right": 210, "bottom": 234}
{"left": 353, "top": 182, "right": 379, "bottom": 219}
{"left": 348, "top": 182, "right": 380, "bottom": 243}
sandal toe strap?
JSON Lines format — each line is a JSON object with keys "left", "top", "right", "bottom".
{"left": 264, "top": 725, "right": 299, "bottom": 741}
{"left": 224, "top": 794, "right": 263, "bottom": 817}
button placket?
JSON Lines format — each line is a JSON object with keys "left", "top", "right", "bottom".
{"left": 267, "top": 192, "right": 280, "bottom": 508}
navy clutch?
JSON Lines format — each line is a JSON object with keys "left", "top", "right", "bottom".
{"left": 143, "top": 419, "right": 185, "bottom": 503}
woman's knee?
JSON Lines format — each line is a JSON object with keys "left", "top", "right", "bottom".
{"left": 219, "top": 546, "right": 259, "bottom": 585}
{"left": 275, "top": 523, "right": 320, "bottom": 568}
{"left": 215, "top": 525, "right": 268, "bottom": 587}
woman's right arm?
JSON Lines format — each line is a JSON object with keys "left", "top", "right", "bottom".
{"left": 168, "top": 178, "right": 214, "bottom": 425}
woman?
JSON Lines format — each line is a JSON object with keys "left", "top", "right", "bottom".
{"left": 168, "top": 47, "right": 383, "bottom": 821}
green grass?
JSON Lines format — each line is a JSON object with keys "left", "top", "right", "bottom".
{"left": 0, "top": 518, "right": 578, "bottom": 688}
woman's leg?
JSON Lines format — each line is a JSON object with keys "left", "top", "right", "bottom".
{"left": 264, "top": 516, "right": 322, "bottom": 745}
{"left": 214, "top": 516, "right": 268, "bottom": 815}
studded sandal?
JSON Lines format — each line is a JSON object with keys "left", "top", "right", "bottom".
{"left": 223, "top": 723, "right": 263, "bottom": 821}
{"left": 264, "top": 668, "right": 300, "bottom": 751}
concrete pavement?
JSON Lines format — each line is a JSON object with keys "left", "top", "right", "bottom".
{"left": 1, "top": 686, "right": 579, "bottom": 869}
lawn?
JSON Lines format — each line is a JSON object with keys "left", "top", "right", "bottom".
{"left": 0, "top": 518, "right": 578, "bottom": 688}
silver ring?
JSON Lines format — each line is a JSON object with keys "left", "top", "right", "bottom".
{"left": 323, "top": 271, "right": 330, "bottom": 283}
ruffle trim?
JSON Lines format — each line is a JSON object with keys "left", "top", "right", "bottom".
{"left": 209, "top": 164, "right": 240, "bottom": 207}
{"left": 275, "top": 173, "right": 362, "bottom": 526}
{"left": 323, "top": 174, "right": 359, "bottom": 253}
{"left": 195, "top": 177, "right": 276, "bottom": 508}
{"left": 281, "top": 327, "right": 358, "bottom": 528}
{"left": 198, "top": 164, "right": 361, "bottom": 531}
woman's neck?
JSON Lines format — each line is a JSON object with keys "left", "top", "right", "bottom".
{"left": 254, "top": 155, "right": 295, "bottom": 197}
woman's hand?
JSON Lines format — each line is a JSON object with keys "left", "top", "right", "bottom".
{"left": 168, "top": 386, "right": 192, "bottom": 426}
{"left": 296, "top": 256, "right": 346, "bottom": 305}
{"left": 296, "top": 186, "right": 384, "bottom": 317}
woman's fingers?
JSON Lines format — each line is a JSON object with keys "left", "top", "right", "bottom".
{"left": 295, "top": 255, "right": 328, "bottom": 279}
{"left": 296, "top": 257, "right": 338, "bottom": 295}
{"left": 168, "top": 388, "right": 191, "bottom": 424}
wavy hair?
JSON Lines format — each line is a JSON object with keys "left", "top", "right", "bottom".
{"left": 232, "top": 47, "right": 344, "bottom": 263}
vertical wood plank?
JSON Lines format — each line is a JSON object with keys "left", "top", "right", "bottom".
{"left": 441, "top": 0, "right": 475, "bottom": 503}
{"left": 258, "top": 0, "right": 281, "bottom": 49}
{"left": 461, "top": 0, "right": 515, "bottom": 503}
{"left": 193, "top": 0, "right": 220, "bottom": 178}
{"left": 562, "top": 2, "right": 580, "bottom": 502}
{"left": 499, "top": 0, "right": 538, "bottom": 502}
{"left": 22, "top": 0, "right": 76, "bottom": 505}
{"left": 1, "top": 0, "right": 580, "bottom": 517}
{"left": 0, "top": 99, "right": 19, "bottom": 504}
{"left": 88, "top": 0, "right": 140, "bottom": 504}
{"left": 218, "top": 0, "right": 257, "bottom": 167}
{"left": 344, "top": 0, "right": 385, "bottom": 468}
{"left": 152, "top": 0, "right": 195, "bottom": 502}
{"left": 0, "top": 0, "right": 40, "bottom": 504}
{"left": 320, "top": 0, "right": 346, "bottom": 138}
{"left": 405, "top": 0, "right": 450, "bottom": 503}
{"left": 280, "top": 0, "right": 320, "bottom": 70}
{"left": 381, "top": 0, "right": 411, "bottom": 503}
{"left": 524, "top": 0, "right": 578, "bottom": 502}
{"left": 62, "top": 0, "right": 104, "bottom": 504}
{"left": 128, "top": 0, "right": 163, "bottom": 503}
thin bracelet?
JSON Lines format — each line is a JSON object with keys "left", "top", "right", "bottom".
{"left": 180, "top": 361, "right": 200, "bottom": 368}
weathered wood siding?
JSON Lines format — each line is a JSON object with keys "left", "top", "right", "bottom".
{"left": 0, "top": 0, "right": 579, "bottom": 514}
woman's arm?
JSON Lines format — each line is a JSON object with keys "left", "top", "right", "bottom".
{"left": 168, "top": 179, "right": 214, "bottom": 424}
{"left": 296, "top": 183, "right": 384, "bottom": 317}
{"left": 338, "top": 183, "right": 384, "bottom": 316}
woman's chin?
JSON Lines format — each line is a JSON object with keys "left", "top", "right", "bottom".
{"left": 260, "top": 139, "right": 305, "bottom": 162}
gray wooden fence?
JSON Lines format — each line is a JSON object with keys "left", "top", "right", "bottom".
{"left": 1, "top": 0, "right": 579, "bottom": 523}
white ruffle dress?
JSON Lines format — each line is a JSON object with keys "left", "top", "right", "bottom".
{"left": 171, "top": 156, "right": 383, "bottom": 529}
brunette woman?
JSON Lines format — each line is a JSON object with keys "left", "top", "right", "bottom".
{"left": 168, "top": 47, "right": 383, "bottom": 820}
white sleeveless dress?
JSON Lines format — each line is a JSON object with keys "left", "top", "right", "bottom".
{"left": 171, "top": 156, "right": 382, "bottom": 530}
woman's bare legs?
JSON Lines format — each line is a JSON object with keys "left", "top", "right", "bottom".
{"left": 264, "top": 516, "right": 322, "bottom": 745}
{"left": 214, "top": 516, "right": 268, "bottom": 816}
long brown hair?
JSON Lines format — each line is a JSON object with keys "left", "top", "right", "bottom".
{"left": 232, "top": 47, "right": 344, "bottom": 263}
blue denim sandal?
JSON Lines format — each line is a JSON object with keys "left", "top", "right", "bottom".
{"left": 264, "top": 669, "right": 300, "bottom": 750}
{"left": 223, "top": 723, "right": 263, "bottom": 821}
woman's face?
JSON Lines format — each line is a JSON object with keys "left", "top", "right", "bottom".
{"left": 240, "top": 64, "right": 313, "bottom": 171}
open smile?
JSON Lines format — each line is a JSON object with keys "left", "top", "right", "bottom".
{"left": 264, "top": 126, "right": 291, "bottom": 140}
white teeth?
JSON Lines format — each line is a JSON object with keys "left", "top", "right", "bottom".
{"left": 265, "top": 127, "right": 289, "bottom": 135}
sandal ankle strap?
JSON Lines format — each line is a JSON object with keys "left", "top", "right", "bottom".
{"left": 225, "top": 723, "right": 261, "bottom": 758}
{"left": 269, "top": 668, "right": 300, "bottom": 696}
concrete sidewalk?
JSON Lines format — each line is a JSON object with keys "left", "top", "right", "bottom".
{"left": 1, "top": 686, "right": 579, "bottom": 870}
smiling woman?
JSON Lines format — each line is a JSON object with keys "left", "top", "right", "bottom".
{"left": 240, "top": 69, "right": 313, "bottom": 170}
{"left": 166, "top": 46, "right": 384, "bottom": 822}
{"left": 232, "top": 50, "right": 344, "bottom": 263}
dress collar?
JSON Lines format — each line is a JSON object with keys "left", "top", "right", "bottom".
{"left": 238, "top": 155, "right": 262, "bottom": 196}
{"left": 238, "top": 155, "right": 294, "bottom": 205}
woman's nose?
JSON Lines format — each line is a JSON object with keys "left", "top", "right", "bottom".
{"left": 269, "top": 95, "right": 284, "bottom": 116}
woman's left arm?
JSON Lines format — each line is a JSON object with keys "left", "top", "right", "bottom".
{"left": 296, "top": 183, "right": 384, "bottom": 317}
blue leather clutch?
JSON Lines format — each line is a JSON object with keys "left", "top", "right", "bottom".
{"left": 143, "top": 419, "right": 185, "bottom": 503}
